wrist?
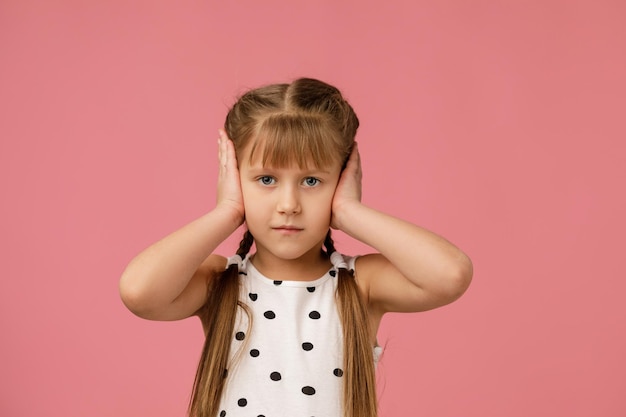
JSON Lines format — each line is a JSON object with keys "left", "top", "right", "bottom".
{"left": 332, "top": 199, "right": 363, "bottom": 231}
{"left": 213, "top": 202, "right": 245, "bottom": 228}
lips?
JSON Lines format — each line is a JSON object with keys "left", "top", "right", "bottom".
{"left": 272, "top": 225, "right": 303, "bottom": 233}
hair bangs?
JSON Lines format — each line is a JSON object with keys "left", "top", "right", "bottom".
{"left": 249, "top": 114, "right": 344, "bottom": 169}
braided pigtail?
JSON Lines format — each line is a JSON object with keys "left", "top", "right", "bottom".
{"left": 188, "top": 231, "right": 255, "bottom": 417}
{"left": 324, "top": 231, "right": 378, "bottom": 417}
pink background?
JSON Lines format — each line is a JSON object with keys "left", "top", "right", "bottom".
{"left": 1, "top": 1, "right": 625, "bottom": 416}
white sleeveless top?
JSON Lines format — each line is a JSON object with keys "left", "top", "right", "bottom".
{"left": 217, "top": 254, "right": 382, "bottom": 417}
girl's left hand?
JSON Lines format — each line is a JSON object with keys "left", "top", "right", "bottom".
{"left": 331, "top": 143, "right": 362, "bottom": 230}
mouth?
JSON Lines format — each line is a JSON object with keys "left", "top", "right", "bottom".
{"left": 272, "top": 225, "right": 304, "bottom": 234}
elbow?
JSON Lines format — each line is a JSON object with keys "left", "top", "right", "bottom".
{"left": 119, "top": 272, "right": 153, "bottom": 318}
{"left": 435, "top": 253, "right": 473, "bottom": 305}
{"left": 447, "top": 253, "right": 473, "bottom": 301}
{"left": 119, "top": 276, "right": 140, "bottom": 315}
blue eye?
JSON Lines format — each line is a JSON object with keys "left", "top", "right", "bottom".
{"left": 258, "top": 176, "right": 275, "bottom": 185}
{"left": 303, "top": 177, "right": 320, "bottom": 187}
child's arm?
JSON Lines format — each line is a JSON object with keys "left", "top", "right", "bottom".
{"left": 119, "top": 131, "right": 244, "bottom": 321}
{"left": 331, "top": 144, "right": 473, "bottom": 315}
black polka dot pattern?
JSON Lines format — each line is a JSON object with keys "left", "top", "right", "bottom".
{"left": 218, "top": 257, "right": 354, "bottom": 415}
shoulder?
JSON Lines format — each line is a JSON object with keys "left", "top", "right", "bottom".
{"left": 352, "top": 253, "right": 389, "bottom": 280}
{"left": 198, "top": 253, "right": 229, "bottom": 278}
{"left": 351, "top": 253, "right": 392, "bottom": 309}
{"left": 184, "top": 254, "right": 228, "bottom": 318}
{"left": 347, "top": 254, "right": 389, "bottom": 338}
{"left": 341, "top": 253, "right": 381, "bottom": 300}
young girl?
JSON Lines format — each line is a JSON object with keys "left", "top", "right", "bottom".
{"left": 119, "top": 78, "right": 472, "bottom": 417}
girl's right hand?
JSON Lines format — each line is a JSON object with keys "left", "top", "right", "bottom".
{"left": 119, "top": 130, "right": 246, "bottom": 321}
{"left": 217, "top": 129, "right": 245, "bottom": 225}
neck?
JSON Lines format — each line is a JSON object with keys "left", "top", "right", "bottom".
{"left": 250, "top": 245, "right": 332, "bottom": 282}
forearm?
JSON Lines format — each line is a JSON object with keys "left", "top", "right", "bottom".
{"left": 335, "top": 201, "right": 472, "bottom": 294}
{"left": 119, "top": 205, "right": 242, "bottom": 311}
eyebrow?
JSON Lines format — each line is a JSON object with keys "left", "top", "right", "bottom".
{"left": 246, "top": 165, "right": 332, "bottom": 175}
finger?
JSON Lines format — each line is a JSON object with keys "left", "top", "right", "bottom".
{"left": 218, "top": 131, "right": 227, "bottom": 170}
{"left": 219, "top": 129, "right": 236, "bottom": 169}
{"left": 345, "top": 142, "right": 361, "bottom": 174}
{"left": 350, "top": 142, "right": 359, "bottom": 161}
{"left": 224, "top": 135, "right": 238, "bottom": 169}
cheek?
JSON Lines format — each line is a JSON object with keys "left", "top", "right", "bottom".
{"left": 243, "top": 205, "right": 263, "bottom": 234}
{"left": 240, "top": 184, "right": 257, "bottom": 206}
{"left": 241, "top": 187, "right": 263, "bottom": 221}
{"left": 308, "top": 193, "right": 334, "bottom": 216}
{"left": 243, "top": 195, "right": 263, "bottom": 218}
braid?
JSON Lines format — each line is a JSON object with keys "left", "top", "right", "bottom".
{"left": 188, "top": 231, "right": 255, "bottom": 417}
{"left": 323, "top": 231, "right": 336, "bottom": 254}
{"left": 236, "top": 230, "right": 254, "bottom": 257}
{"left": 325, "top": 230, "right": 378, "bottom": 417}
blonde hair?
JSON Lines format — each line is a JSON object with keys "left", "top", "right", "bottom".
{"left": 189, "top": 78, "right": 377, "bottom": 417}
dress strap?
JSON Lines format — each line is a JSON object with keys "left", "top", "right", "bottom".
{"left": 330, "top": 251, "right": 348, "bottom": 270}
{"left": 226, "top": 254, "right": 244, "bottom": 270}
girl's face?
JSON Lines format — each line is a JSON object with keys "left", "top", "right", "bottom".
{"left": 238, "top": 140, "right": 342, "bottom": 266}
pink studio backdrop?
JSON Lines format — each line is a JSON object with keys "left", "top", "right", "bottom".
{"left": 1, "top": 1, "right": 624, "bottom": 416}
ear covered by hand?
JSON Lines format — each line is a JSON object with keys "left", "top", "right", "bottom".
{"left": 331, "top": 143, "right": 362, "bottom": 230}
{"left": 217, "top": 129, "right": 245, "bottom": 224}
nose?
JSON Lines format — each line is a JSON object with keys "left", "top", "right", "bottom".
{"left": 276, "top": 185, "right": 301, "bottom": 215}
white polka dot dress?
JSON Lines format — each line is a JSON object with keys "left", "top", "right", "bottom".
{"left": 217, "top": 254, "right": 377, "bottom": 417}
